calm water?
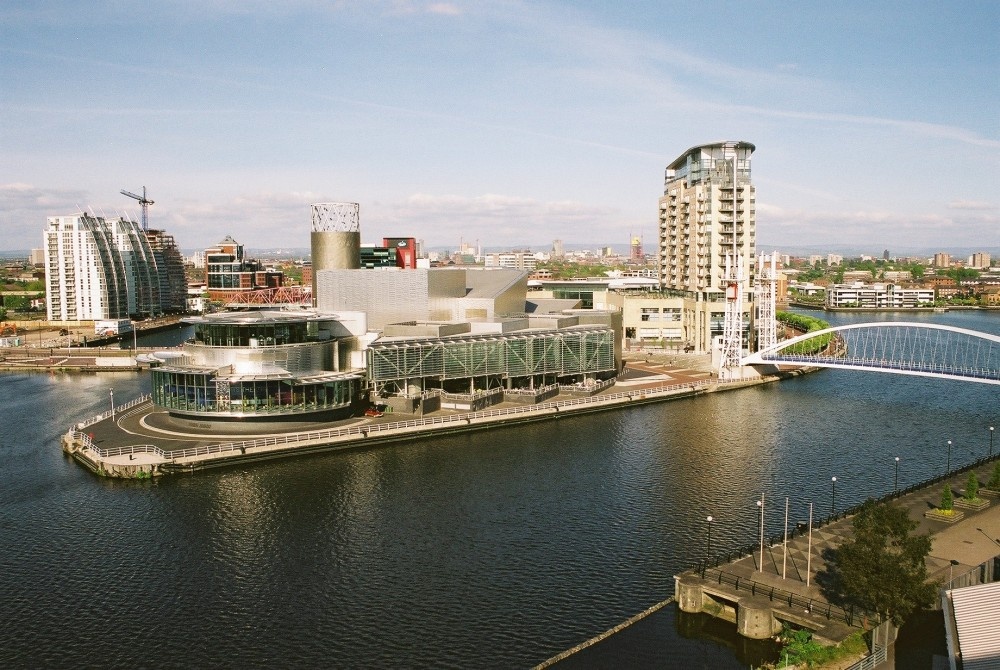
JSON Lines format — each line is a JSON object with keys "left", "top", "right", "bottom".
{"left": 1, "top": 311, "right": 997, "bottom": 668}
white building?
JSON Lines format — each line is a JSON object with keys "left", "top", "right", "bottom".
{"left": 826, "top": 282, "right": 934, "bottom": 308}
{"left": 484, "top": 252, "right": 537, "bottom": 271}
{"left": 44, "top": 214, "right": 163, "bottom": 322}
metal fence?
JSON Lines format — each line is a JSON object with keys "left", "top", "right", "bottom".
{"left": 76, "top": 394, "right": 152, "bottom": 429}
{"left": 696, "top": 566, "right": 879, "bottom": 628}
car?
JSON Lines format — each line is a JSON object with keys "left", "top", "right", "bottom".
{"left": 364, "top": 407, "right": 384, "bottom": 418}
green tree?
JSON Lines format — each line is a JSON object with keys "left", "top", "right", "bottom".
{"left": 831, "top": 499, "right": 936, "bottom": 626}
{"left": 0, "top": 306, "right": 6, "bottom": 321}
{"left": 966, "top": 472, "right": 979, "bottom": 501}
{"left": 941, "top": 484, "right": 953, "bottom": 511}
{"left": 988, "top": 463, "right": 1000, "bottom": 490}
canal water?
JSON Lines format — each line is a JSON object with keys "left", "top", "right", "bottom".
{"left": 1, "top": 311, "right": 997, "bottom": 668}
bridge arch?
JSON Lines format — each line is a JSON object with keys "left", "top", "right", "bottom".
{"left": 741, "top": 322, "right": 1000, "bottom": 385}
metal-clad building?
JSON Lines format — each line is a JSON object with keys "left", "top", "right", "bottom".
{"left": 316, "top": 267, "right": 527, "bottom": 330}
{"left": 943, "top": 580, "right": 1000, "bottom": 670}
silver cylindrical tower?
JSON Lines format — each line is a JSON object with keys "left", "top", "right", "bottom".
{"left": 310, "top": 202, "right": 361, "bottom": 303}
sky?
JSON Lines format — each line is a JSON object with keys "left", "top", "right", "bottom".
{"left": 1, "top": 0, "right": 998, "bottom": 254}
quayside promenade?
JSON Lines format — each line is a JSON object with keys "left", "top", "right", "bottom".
{"left": 539, "top": 458, "right": 1000, "bottom": 670}
{"left": 64, "top": 353, "right": 797, "bottom": 478}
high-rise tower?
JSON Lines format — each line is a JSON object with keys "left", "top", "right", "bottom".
{"left": 656, "top": 141, "right": 756, "bottom": 359}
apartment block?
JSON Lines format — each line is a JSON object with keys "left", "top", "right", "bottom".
{"left": 826, "top": 283, "right": 934, "bottom": 308}
{"left": 44, "top": 214, "right": 165, "bottom": 322}
{"left": 656, "top": 141, "right": 755, "bottom": 352}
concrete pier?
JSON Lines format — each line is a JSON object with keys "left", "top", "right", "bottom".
{"left": 736, "top": 596, "right": 782, "bottom": 639}
{"left": 675, "top": 575, "right": 705, "bottom": 614}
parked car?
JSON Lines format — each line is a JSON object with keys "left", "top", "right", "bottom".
{"left": 364, "top": 407, "right": 384, "bottom": 418}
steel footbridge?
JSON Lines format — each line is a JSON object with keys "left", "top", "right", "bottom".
{"left": 742, "top": 322, "right": 1000, "bottom": 385}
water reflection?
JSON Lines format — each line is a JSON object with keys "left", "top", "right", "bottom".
{"left": 0, "top": 312, "right": 997, "bottom": 666}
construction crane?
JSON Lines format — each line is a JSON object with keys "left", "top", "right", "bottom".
{"left": 120, "top": 186, "right": 154, "bottom": 231}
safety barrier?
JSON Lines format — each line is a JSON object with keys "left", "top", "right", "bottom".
{"left": 696, "top": 566, "right": 879, "bottom": 628}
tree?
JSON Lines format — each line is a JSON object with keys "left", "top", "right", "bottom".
{"left": 941, "top": 484, "right": 953, "bottom": 511}
{"left": 831, "top": 499, "right": 936, "bottom": 627}
{"left": 966, "top": 472, "right": 979, "bottom": 501}
{"left": 989, "top": 462, "right": 1000, "bottom": 491}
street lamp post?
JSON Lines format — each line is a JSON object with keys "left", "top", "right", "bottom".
{"left": 110, "top": 388, "right": 115, "bottom": 420}
{"left": 706, "top": 516, "right": 713, "bottom": 562}
{"left": 894, "top": 457, "right": 900, "bottom": 495}
{"left": 990, "top": 426, "right": 995, "bottom": 458}
{"left": 806, "top": 502, "right": 814, "bottom": 588}
{"left": 756, "top": 495, "right": 765, "bottom": 573}
{"left": 831, "top": 477, "right": 837, "bottom": 516}
{"left": 947, "top": 440, "right": 952, "bottom": 475}
{"left": 782, "top": 497, "right": 789, "bottom": 580}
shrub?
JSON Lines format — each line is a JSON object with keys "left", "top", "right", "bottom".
{"left": 778, "top": 627, "right": 868, "bottom": 668}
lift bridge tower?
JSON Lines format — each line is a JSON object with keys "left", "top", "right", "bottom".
{"left": 718, "top": 252, "right": 745, "bottom": 380}
{"left": 755, "top": 251, "right": 779, "bottom": 353}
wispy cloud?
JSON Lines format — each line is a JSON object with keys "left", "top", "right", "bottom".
{"left": 758, "top": 201, "right": 998, "bottom": 249}
{"left": 948, "top": 200, "right": 997, "bottom": 211}
{"left": 370, "top": 192, "right": 630, "bottom": 247}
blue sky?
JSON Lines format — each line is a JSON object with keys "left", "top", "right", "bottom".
{"left": 1, "top": 0, "right": 997, "bottom": 254}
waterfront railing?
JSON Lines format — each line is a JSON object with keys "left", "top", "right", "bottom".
{"left": 77, "top": 394, "right": 152, "bottom": 429}
{"left": 695, "top": 566, "right": 878, "bottom": 629}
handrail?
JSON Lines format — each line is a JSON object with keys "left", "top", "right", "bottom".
{"left": 77, "top": 394, "right": 152, "bottom": 429}
{"left": 697, "top": 566, "right": 880, "bottom": 628}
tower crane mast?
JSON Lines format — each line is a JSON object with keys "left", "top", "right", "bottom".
{"left": 120, "top": 186, "right": 154, "bottom": 231}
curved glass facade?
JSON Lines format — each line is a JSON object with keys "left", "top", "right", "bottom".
{"left": 151, "top": 370, "right": 355, "bottom": 416}
{"left": 149, "top": 310, "right": 359, "bottom": 420}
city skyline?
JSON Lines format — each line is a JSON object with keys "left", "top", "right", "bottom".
{"left": 1, "top": 1, "right": 997, "bottom": 252}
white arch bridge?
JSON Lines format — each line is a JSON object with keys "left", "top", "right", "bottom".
{"left": 742, "top": 322, "right": 1000, "bottom": 385}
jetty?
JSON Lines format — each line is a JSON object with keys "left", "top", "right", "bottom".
{"left": 60, "top": 354, "right": 797, "bottom": 478}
